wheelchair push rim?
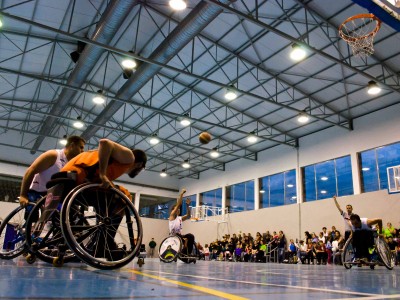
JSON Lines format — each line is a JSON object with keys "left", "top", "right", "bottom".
{"left": 61, "top": 183, "right": 143, "bottom": 270}
{"left": 159, "top": 235, "right": 181, "bottom": 263}
{"left": 375, "top": 236, "right": 395, "bottom": 270}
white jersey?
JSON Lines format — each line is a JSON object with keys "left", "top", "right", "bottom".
{"left": 29, "top": 149, "right": 67, "bottom": 192}
{"left": 352, "top": 218, "right": 371, "bottom": 231}
{"left": 341, "top": 211, "right": 352, "bottom": 232}
{"left": 169, "top": 216, "right": 183, "bottom": 235}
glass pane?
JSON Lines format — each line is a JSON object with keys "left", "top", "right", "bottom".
{"left": 336, "top": 156, "right": 354, "bottom": 196}
{"left": 377, "top": 143, "right": 400, "bottom": 190}
{"left": 259, "top": 177, "right": 269, "bottom": 209}
{"left": 270, "top": 173, "right": 284, "bottom": 207}
{"left": 139, "top": 195, "right": 175, "bottom": 220}
{"left": 315, "top": 160, "right": 336, "bottom": 200}
{"left": 181, "top": 194, "right": 196, "bottom": 216}
{"left": 359, "top": 150, "right": 379, "bottom": 192}
{"left": 245, "top": 180, "right": 255, "bottom": 211}
{"left": 284, "top": 169, "right": 297, "bottom": 205}
{"left": 303, "top": 165, "right": 316, "bottom": 202}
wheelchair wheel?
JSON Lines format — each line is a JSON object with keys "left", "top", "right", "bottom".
{"left": 179, "top": 241, "right": 199, "bottom": 264}
{"left": 25, "top": 197, "right": 76, "bottom": 264}
{"left": 375, "top": 236, "right": 395, "bottom": 270}
{"left": 342, "top": 237, "right": 354, "bottom": 269}
{"left": 159, "top": 235, "right": 181, "bottom": 263}
{"left": 0, "top": 205, "right": 29, "bottom": 259}
{"left": 60, "top": 183, "right": 143, "bottom": 270}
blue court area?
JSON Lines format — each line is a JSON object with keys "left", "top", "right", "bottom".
{"left": 1, "top": 257, "right": 399, "bottom": 299}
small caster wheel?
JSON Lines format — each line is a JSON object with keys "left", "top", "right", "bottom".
{"left": 26, "top": 254, "right": 36, "bottom": 264}
{"left": 137, "top": 257, "right": 145, "bottom": 267}
{"left": 53, "top": 257, "right": 64, "bottom": 268}
{"left": 370, "top": 264, "right": 375, "bottom": 269}
{"left": 192, "top": 259, "right": 196, "bottom": 264}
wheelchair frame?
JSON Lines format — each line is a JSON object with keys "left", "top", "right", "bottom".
{"left": 159, "top": 234, "right": 198, "bottom": 264}
{"left": 23, "top": 182, "right": 143, "bottom": 270}
{"left": 342, "top": 234, "right": 395, "bottom": 270}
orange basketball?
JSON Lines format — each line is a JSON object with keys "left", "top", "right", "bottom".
{"left": 199, "top": 132, "right": 212, "bottom": 144}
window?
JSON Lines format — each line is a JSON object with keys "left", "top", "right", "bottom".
{"left": 303, "top": 156, "right": 353, "bottom": 201}
{"left": 181, "top": 194, "right": 196, "bottom": 216}
{"left": 138, "top": 195, "right": 175, "bottom": 219}
{"left": 200, "top": 188, "right": 222, "bottom": 216}
{"left": 259, "top": 169, "right": 297, "bottom": 208}
{"left": 359, "top": 142, "right": 400, "bottom": 192}
{"left": 0, "top": 174, "right": 21, "bottom": 203}
{"left": 226, "top": 180, "right": 254, "bottom": 213}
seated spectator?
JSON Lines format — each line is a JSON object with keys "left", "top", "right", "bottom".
{"left": 258, "top": 241, "right": 267, "bottom": 262}
{"left": 304, "top": 231, "right": 312, "bottom": 244}
{"left": 234, "top": 242, "right": 243, "bottom": 262}
{"left": 383, "top": 222, "right": 396, "bottom": 239}
{"left": 311, "top": 232, "right": 319, "bottom": 243}
{"left": 305, "top": 240, "right": 315, "bottom": 264}
{"left": 287, "top": 239, "right": 298, "bottom": 263}
{"left": 204, "top": 244, "right": 210, "bottom": 260}
{"left": 387, "top": 236, "right": 397, "bottom": 264}
{"left": 325, "top": 236, "right": 333, "bottom": 264}
{"left": 315, "top": 240, "right": 328, "bottom": 265}
{"left": 297, "top": 240, "right": 308, "bottom": 263}
{"left": 332, "top": 230, "right": 344, "bottom": 265}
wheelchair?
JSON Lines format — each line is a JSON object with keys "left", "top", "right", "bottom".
{"left": 22, "top": 172, "right": 143, "bottom": 270}
{"left": 159, "top": 234, "right": 198, "bottom": 264}
{"left": 342, "top": 233, "right": 395, "bottom": 270}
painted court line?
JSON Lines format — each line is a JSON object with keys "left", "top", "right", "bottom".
{"left": 129, "top": 270, "right": 249, "bottom": 300}
{"left": 143, "top": 270, "right": 386, "bottom": 298}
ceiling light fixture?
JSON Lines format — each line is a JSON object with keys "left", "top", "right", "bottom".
{"left": 182, "top": 159, "right": 190, "bottom": 168}
{"left": 224, "top": 86, "right": 238, "bottom": 100}
{"left": 260, "top": 189, "right": 265, "bottom": 194}
{"left": 180, "top": 114, "right": 191, "bottom": 126}
{"left": 367, "top": 80, "right": 381, "bottom": 95}
{"left": 160, "top": 169, "right": 167, "bottom": 177}
{"left": 247, "top": 131, "right": 258, "bottom": 143}
{"left": 59, "top": 135, "right": 68, "bottom": 146}
{"left": 169, "top": 0, "right": 187, "bottom": 10}
{"left": 149, "top": 134, "right": 160, "bottom": 145}
{"left": 290, "top": 43, "right": 306, "bottom": 61}
{"left": 93, "top": 90, "right": 105, "bottom": 104}
{"left": 70, "top": 41, "right": 86, "bottom": 63}
{"left": 362, "top": 167, "right": 370, "bottom": 171}
{"left": 122, "top": 52, "right": 137, "bottom": 79}
{"left": 0, "top": 19, "right": 3, "bottom": 28}
{"left": 210, "top": 147, "right": 220, "bottom": 158}
{"left": 73, "top": 116, "right": 84, "bottom": 129}
{"left": 297, "top": 111, "right": 310, "bottom": 123}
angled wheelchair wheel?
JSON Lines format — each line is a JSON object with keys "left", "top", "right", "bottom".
{"left": 179, "top": 242, "right": 199, "bottom": 264}
{"left": 375, "top": 236, "right": 395, "bottom": 270}
{"left": 0, "top": 205, "right": 29, "bottom": 259}
{"left": 159, "top": 235, "right": 182, "bottom": 263}
{"left": 60, "top": 183, "right": 143, "bottom": 270}
{"left": 25, "top": 196, "right": 76, "bottom": 264}
{"left": 342, "top": 237, "right": 354, "bottom": 269}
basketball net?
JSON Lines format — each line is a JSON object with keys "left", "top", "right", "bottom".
{"left": 339, "top": 14, "right": 381, "bottom": 58}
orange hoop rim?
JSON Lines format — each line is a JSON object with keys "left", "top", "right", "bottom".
{"left": 339, "top": 13, "right": 381, "bottom": 42}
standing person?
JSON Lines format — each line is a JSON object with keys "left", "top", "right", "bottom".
{"left": 169, "top": 189, "right": 195, "bottom": 257}
{"left": 19, "top": 135, "right": 86, "bottom": 218}
{"left": 333, "top": 195, "right": 354, "bottom": 241}
{"left": 148, "top": 238, "right": 157, "bottom": 258}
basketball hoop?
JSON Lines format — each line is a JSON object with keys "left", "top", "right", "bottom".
{"left": 339, "top": 14, "right": 381, "bottom": 58}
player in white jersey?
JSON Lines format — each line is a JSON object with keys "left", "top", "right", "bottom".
{"left": 169, "top": 188, "right": 194, "bottom": 256}
{"left": 350, "top": 214, "right": 382, "bottom": 261}
{"left": 19, "top": 136, "right": 85, "bottom": 219}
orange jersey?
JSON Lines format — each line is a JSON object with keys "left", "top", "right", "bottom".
{"left": 61, "top": 150, "right": 132, "bottom": 185}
